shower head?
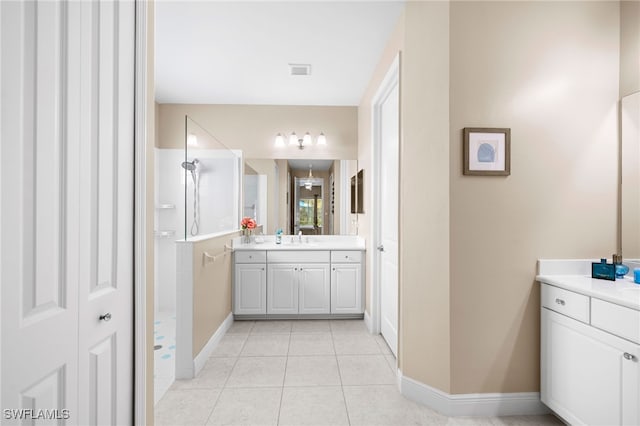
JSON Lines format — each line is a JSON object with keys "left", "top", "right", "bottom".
{"left": 181, "top": 158, "right": 199, "bottom": 171}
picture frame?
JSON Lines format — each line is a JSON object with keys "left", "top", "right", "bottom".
{"left": 463, "top": 127, "right": 511, "bottom": 176}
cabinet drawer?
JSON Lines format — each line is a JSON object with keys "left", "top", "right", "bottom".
{"left": 235, "top": 251, "right": 267, "bottom": 263}
{"left": 591, "top": 299, "right": 640, "bottom": 344}
{"left": 541, "top": 284, "right": 590, "bottom": 323}
{"left": 267, "top": 250, "right": 330, "bottom": 263}
{"left": 331, "top": 250, "right": 362, "bottom": 263}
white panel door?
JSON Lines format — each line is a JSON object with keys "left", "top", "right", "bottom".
{"left": 267, "top": 264, "right": 298, "bottom": 315}
{"left": 1, "top": 1, "right": 135, "bottom": 424}
{"left": 379, "top": 78, "right": 400, "bottom": 357}
{"left": 331, "top": 264, "right": 362, "bottom": 314}
{"left": 234, "top": 264, "right": 267, "bottom": 315}
{"left": 298, "top": 264, "right": 330, "bottom": 314}
{"left": 1, "top": 1, "right": 80, "bottom": 421}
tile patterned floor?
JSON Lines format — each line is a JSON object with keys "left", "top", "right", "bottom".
{"left": 155, "top": 319, "right": 563, "bottom": 426}
{"left": 154, "top": 311, "right": 177, "bottom": 404}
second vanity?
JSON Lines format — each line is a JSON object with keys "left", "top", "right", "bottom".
{"left": 232, "top": 236, "right": 365, "bottom": 319}
{"left": 537, "top": 260, "right": 640, "bottom": 426}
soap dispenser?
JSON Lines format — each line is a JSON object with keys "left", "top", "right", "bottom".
{"left": 275, "top": 228, "right": 283, "bottom": 244}
{"left": 613, "top": 254, "right": 629, "bottom": 279}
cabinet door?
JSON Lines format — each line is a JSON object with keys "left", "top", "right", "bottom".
{"left": 234, "top": 264, "right": 266, "bottom": 315}
{"left": 267, "top": 264, "right": 298, "bottom": 314}
{"left": 299, "top": 264, "right": 330, "bottom": 314}
{"left": 331, "top": 264, "right": 363, "bottom": 314}
{"left": 541, "top": 308, "right": 640, "bottom": 426}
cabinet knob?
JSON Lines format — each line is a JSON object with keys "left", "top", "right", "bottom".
{"left": 294, "top": 268, "right": 298, "bottom": 271}
{"left": 555, "top": 298, "right": 565, "bottom": 306}
{"left": 333, "top": 268, "right": 336, "bottom": 271}
{"left": 623, "top": 352, "right": 637, "bottom": 361}
{"left": 99, "top": 313, "right": 112, "bottom": 322}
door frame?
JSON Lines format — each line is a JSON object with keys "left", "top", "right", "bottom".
{"left": 134, "top": 0, "right": 149, "bottom": 424}
{"left": 370, "top": 54, "right": 400, "bottom": 339}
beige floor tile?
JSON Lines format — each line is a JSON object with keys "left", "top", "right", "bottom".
{"left": 240, "top": 334, "right": 290, "bottom": 357}
{"left": 288, "top": 333, "right": 335, "bottom": 356}
{"left": 343, "top": 385, "right": 447, "bottom": 425}
{"left": 284, "top": 356, "right": 341, "bottom": 386}
{"left": 337, "top": 355, "right": 396, "bottom": 385}
{"left": 226, "top": 356, "right": 287, "bottom": 388}
{"left": 210, "top": 334, "right": 247, "bottom": 358}
{"left": 333, "top": 333, "right": 381, "bottom": 355}
{"left": 171, "top": 358, "right": 236, "bottom": 390}
{"left": 278, "top": 386, "right": 350, "bottom": 426}
{"left": 384, "top": 354, "right": 397, "bottom": 372}
{"left": 330, "top": 319, "right": 368, "bottom": 333}
{"left": 227, "top": 320, "right": 254, "bottom": 335}
{"left": 447, "top": 417, "right": 496, "bottom": 425}
{"left": 374, "top": 334, "right": 393, "bottom": 355}
{"left": 251, "top": 320, "right": 293, "bottom": 334}
{"left": 291, "top": 319, "right": 331, "bottom": 333}
{"left": 491, "top": 415, "right": 564, "bottom": 425}
{"left": 206, "top": 387, "right": 281, "bottom": 426}
{"left": 155, "top": 388, "right": 220, "bottom": 426}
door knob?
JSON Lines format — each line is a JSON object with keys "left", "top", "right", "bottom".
{"left": 623, "top": 352, "right": 637, "bottom": 361}
{"left": 377, "top": 245, "right": 385, "bottom": 252}
{"left": 99, "top": 313, "right": 112, "bottom": 322}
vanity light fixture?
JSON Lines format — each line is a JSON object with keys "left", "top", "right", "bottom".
{"left": 304, "top": 165, "right": 314, "bottom": 190}
{"left": 276, "top": 131, "right": 327, "bottom": 150}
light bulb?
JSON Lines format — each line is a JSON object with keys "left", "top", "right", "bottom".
{"left": 289, "top": 132, "right": 298, "bottom": 145}
{"left": 187, "top": 133, "right": 198, "bottom": 146}
{"left": 303, "top": 132, "right": 312, "bottom": 146}
{"left": 274, "top": 133, "right": 285, "bottom": 147}
{"left": 317, "top": 132, "right": 327, "bottom": 145}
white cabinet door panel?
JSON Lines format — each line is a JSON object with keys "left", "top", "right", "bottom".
{"left": 299, "top": 264, "right": 330, "bottom": 314}
{"left": 542, "top": 308, "right": 639, "bottom": 426}
{"left": 331, "top": 264, "right": 362, "bottom": 314}
{"left": 234, "top": 264, "right": 266, "bottom": 315}
{"left": 267, "top": 264, "right": 298, "bottom": 314}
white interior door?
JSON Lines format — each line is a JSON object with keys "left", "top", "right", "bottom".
{"left": 375, "top": 57, "right": 400, "bottom": 357}
{"left": 1, "top": 1, "right": 135, "bottom": 424}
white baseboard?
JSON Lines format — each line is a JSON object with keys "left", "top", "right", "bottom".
{"left": 399, "top": 371, "right": 549, "bottom": 417}
{"left": 364, "top": 310, "right": 373, "bottom": 333}
{"left": 193, "top": 313, "right": 233, "bottom": 377}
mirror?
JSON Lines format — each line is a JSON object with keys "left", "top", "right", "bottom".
{"left": 621, "top": 91, "right": 640, "bottom": 260}
{"left": 244, "top": 158, "right": 358, "bottom": 235}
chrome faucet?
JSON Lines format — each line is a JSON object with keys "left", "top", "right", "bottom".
{"left": 298, "top": 230, "right": 302, "bottom": 243}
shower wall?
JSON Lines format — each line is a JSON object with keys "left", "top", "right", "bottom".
{"left": 154, "top": 148, "right": 242, "bottom": 314}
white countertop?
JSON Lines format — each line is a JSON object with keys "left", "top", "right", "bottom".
{"left": 232, "top": 235, "right": 365, "bottom": 251}
{"left": 537, "top": 259, "right": 640, "bottom": 310}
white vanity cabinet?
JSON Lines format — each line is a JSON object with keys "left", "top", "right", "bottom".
{"left": 267, "top": 263, "right": 331, "bottom": 314}
{"left": 234, "top": 251, "right": 267, "bottom": 315}
{"left": 233, "top": 245, "right": 364, "bottom": 318}
{"left": 540, "top": 283, "right": 640, "bottom": 425}
{"left": 267, "top": 251, "right": 331, "bottom": 315}
{"left": 331, "top": 251, "right": 363, "bottom": 314}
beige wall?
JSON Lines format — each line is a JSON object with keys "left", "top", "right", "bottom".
{"left": 145, "top": 1, "right": 155, "bottom": 422}
{"left": 400, "top": 1, "right": 452, "bottom": 393}
{"left": 359, "top": 0, "right": 621, "bottom": 397}
{"left": 449, "top": 1, "right": 619, "bottom": 393}
{"left": 157, "top": 104, "right": 358, "bottom": 160}
{"left": 358, "top": 8, "right": 405, "bottom": 318}
{"left": 620, "top": 1, "right": 640, "bottom": 97}
{"left": 191, "top": 233, "right": 239, "bottom": 356}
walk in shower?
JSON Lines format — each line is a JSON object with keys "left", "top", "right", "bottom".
{"left": 154, "top": 116, "right": 242, "bottom": 402}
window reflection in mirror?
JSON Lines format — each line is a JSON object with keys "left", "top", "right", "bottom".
{"left": 244, "top": 158, "right": 358, "bottom": 235}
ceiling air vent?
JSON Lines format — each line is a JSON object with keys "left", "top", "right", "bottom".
{"left": 289, "top": 63, "right": 311, "bottom": 76}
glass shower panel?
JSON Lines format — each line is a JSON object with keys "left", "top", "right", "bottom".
{"left": 184, "top": 116, "right": 241, "bottom": 239}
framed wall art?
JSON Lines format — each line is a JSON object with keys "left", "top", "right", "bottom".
{"left": 463, "top": 127, "right": 511, "bottom": 176}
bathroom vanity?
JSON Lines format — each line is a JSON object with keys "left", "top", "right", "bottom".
{"left": 537, "top": 260, "right": 640, "bottom": 426}
{"left": 232, "top": 236, "right": 365, "bottom": 319}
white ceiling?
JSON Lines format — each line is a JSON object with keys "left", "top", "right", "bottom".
{"left": 287, "top": 159, "right": 334, "bottom": 171}
{"left": 155, "top": 1, "right": 405, "bottom": 106}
